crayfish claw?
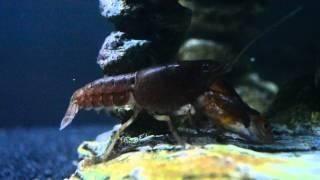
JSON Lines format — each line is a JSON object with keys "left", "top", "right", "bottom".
{"left": 60, "top": 100, "right": 79, "bottom": 131}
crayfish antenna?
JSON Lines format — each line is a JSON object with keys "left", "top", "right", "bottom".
{"left": 224, "top": 7, "right": 302, "bottom": 73}
{"left": 60, "top": 100, "right": 79, "bottom": 131}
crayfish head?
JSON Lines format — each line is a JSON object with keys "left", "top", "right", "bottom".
{"left": 222, "top": 113, "right": 273, "bottom": 144}
{"left": 247, "top": 114, "right": 273, "bottom": 144}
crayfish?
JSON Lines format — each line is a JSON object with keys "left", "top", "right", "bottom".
{"left": 60, "top": 60, "right": 272, "bottom": 160}
{"left": 60, "top": 8, "right": 302, "bottom": 160}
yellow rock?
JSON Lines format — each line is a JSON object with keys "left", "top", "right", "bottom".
{"left": 69, "top": 144, "right": 320, "bottom": 180}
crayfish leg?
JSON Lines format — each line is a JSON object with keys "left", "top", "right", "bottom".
{"left": 167, "top": 116, "right": 185, "bottom": 145}
{"left": 153, "top": 114, "right": 185, "bottom": 145}
{"left": 60, "top": 100, "right": 79, "bottom": 131}
{"left": 98, "top": 108, "right": 140, "bottom": 161}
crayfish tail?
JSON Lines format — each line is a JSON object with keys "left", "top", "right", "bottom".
{"left": 60, "top": 100, "right": 79, "bottom": 131}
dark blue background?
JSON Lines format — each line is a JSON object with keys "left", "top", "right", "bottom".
{"left": 0, "top": 0, "right": 116, "bottom": 127}
{"left": 0, "top": 0, "right": 319, "bottom": 127}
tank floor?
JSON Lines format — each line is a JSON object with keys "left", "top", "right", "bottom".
{"left": 0, "top": 125, "right": 109, "bottom": 179}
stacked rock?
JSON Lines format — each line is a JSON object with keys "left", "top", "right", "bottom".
{"left": 97, "top": 0, "right": 192, "bottom": 75}
{"left": 178, "top": 0, "right": 267, "bottom": 62}
{"left": 96, "top": 0, "right": 192, "bottom": 132}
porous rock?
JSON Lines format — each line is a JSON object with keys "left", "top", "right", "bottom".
{"left": 178, "top": 38, "right": 233, "bottom": 62}
{"left": 100, "top": 0, "right": 191, "bottom": 40}
{"left": 235, "top": 73, "right": 279, "bottom": 113}
{"left": 97, "top": 31, "right": 152, "bottom": 75}
{"left": 70, "top": 140, "right": 320, "bottom": 180}
{"left": 98, "top": 0, "right": 192, "bottom": 75}
{"left": 267, "top": 74, "right": 320, "bottom": 135}
{"left": 178, "top": 0, "right": 267, "bottom": 71}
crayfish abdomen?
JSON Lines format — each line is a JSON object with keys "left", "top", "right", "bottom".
{"left": 60, "top": 73, "right": 136, "bottom": 130}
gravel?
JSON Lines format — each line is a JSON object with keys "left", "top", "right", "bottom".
{"left": 0, "top": 125, "right": 109, "bottom": 179}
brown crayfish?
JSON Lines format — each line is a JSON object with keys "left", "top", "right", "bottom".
{"left": 59, "top": 7, "right": 303, "bottom": 160}
{"left": 60, "top": 60, "right": 272, "bottom": 159}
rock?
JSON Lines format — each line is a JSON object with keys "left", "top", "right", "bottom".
{"left": 99, "top": 0, "right": 130, "bottom": 19}
{"left": 70, "top": 143, "right": 320, "bottom": 180}
{"left": 78, "top": 123, "right": 320, "bottom": 154}
{"left": 235, "top": 73, "right": 278, "bottom": 113}
{"left": 97, "top": 31, "right": 152, "bottom": 75}
{"left": 178, "top": 0, "right": 267, "bottom": 63}
{"left": 98, "top": 0, "right": 192, "bottom": 75}
{"left": 267, "top": 74, "right": 320, "bottom": 134}
{"left": 178, "top": 38, "right": 233, "bottom": 61}
{"left": 100, "top": 0, "right": 191, "bottom": 40}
